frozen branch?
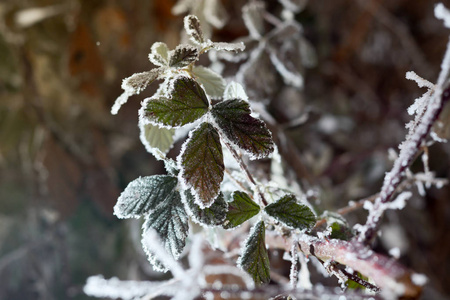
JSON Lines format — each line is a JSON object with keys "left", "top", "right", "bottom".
{"left": 357, "top": 27, "right": 450, "bottom": 244}
{"left": 266, "top": 232, "right": 423, "bottom": 298}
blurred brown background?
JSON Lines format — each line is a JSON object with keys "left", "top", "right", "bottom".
{"left": 1, "top": 0, "right": 450, "bottom": 299}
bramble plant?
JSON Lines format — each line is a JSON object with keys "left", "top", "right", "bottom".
{"left": 84, "top": 1, "right": 450, "bottom": 299}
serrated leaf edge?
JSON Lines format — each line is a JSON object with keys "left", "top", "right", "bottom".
{"left": 177, "top": 121, "right": 223, "bottom": 209}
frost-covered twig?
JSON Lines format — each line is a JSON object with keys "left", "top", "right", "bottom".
{"left": 222, "top": 138, "right": 269, "bottom": 206}
{"left": 356, "top": 5, "right": 450, "bottom": 244}
{"left": 357, "top": 80, "right": 450, "bottom": 245}
{"left": 266, "top": 232, "right": 423, "bottom": 298}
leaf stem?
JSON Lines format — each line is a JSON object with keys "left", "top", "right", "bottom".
{"left": 222, "top": 138, "right": 269, "bottom": 206}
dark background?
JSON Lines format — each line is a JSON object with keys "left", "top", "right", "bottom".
{"left": 1, "top": 0, "right": 450, "bottom": 299}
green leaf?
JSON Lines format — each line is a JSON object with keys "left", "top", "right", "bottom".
{"left": 142, "top": 189, "right": 189, "bottom": 271}
{"left": 223, "top": 191, "right": 260, "bottom": 229}
{"left": 323, "top": 212, "right": 354, "bottom": 241}
{"left": 184, "top": 15, "right": 204, "bottom": 44}
{"left": 184, "top": 191, "right": 228, "bottom": 226}
{"left": 149, "top": 42, "right": 170, "bottom": 67}
{"left": 144, "top": 77, "right": 209, "bottom": 128}
{"left": 114, "top": 175, "right": 178, "bottom": 219}
{"left": 169, "top": 44, "right": 199, "bottom": 68}
{"left": 212, "top": 99, "right": 274, "bottom": 159}
{"left": 191, "top": 66, "right": 226, "bottom": 98}
{"left": 139, "top": 122, "right": 175, "bottom": 157}
{"left": 238, "top": 221, "right": 270, "bottom": 285}
{"left": 264, "top": 195, "right": 316, "bottom": 230}
{"left": 179, "top": 122, "right": 224, "bottom": 207}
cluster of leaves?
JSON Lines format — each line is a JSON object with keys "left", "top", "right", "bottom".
{"left": 112, "top": 15, "right": 316, "bottom": 283}
{"left": 214, "top": 1, "right": 316, "bottom": 102}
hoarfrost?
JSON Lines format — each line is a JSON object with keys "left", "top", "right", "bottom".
{"left": 411, "top": 273, "right": 428, "bottom": 286}
{"left": 435, "top": 3, "right": 450, "bottom": 28}
{"left": 405, "top": 71, "right": 434, "bottom": 89}
{"left": 212, "top": 42, "right": 245, "bottom": 52}
{"left": 184, "top": 15, "right": 204, "bottom": 45}
{"left": 298, "top": 253, "right": 313, "bottom": 290}
{"left": 83, "top": 275, "right": 173, "bottom": 300}
{"left": 386, "top": 191, "right": 411, "bottom": 210}
{"left": 149, "top": 42, "right": 170, "bottom": 67}
{"left": 113, "top": 175, "right": 177, "bottom": 219}
{"left": 112, "top": 69, "right": 162, "bottom": 115}
{"left": 388, "top": 247, "right": 401, "bottom": 259}
{"left": 224, "top": 81, "right": 248, "bottom": 101}
{"left": 141, "top": 228, "right": 185, "bottom": 278}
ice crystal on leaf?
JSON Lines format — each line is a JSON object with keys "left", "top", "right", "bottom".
{"left": 183, "top": 191, "right": 228, "bottom": 226}
{"left": 222, "top": 191, "right": 260, "bottom": 229}
{"left": 209, "top": 42, "right": 245, "bottom": 52}
{"left": 212, "top": 99, "right": 274, "bottom": 159}
{"left": 264, "top": 194, "right": 316, "bottom": 230}
{"left": 142, "top": 191, "right": 189, "bottom": 272}
{"left": 184, "top": 15, "right": 205, "bottom": 45}
{"left": 144, "top": 76, "right": 210, "bottom": 128}
{"left": 114, "top": 175, "right": 178, "bottom": 219}
{"left": 111, "top": 69, "right": 162, "bottom": 115}
{"left": 238, "top": 221, "right": 270, "bottom": 285}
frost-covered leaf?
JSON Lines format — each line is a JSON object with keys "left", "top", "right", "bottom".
{"left": 164, "top": 159, "right": 179, "bottom": 176}
{"left": 223, "top": 191, "right": 260, "bottom": 229}
{"left": 149, "top": 42, "right": 170, "bottom": 67}
{"left": 121, "top": 69, "right": 162, "bottom": 94}
{"left": 139, "top": 122, "right": 175, "bottom": 158}
{"left": 238, "top": 221, "right": 270, "bottom": 285}
{"left": 184, "top": 191, "right": 228, "bottom": 226}
{"left": 142, "top": 190, "right": 189, "bottom": 271}
{"left": 114, "top": 175, "right": 178, "bottom": 219}
{"left": 224, "top": 81, "right": 248, "bottom": 101}
{"left": 266, "top": 22, "right": 304, "bottom": 88}
{"left": 111, "top": 69, "right": 162, "bottom": 115}
{"left": 212, "top": 99, "right": 274, "bottom": 159}
{"left": 144, "top": 77, "right": 209, "bottom": 128}
{"left": 184, "top": 15, "right": 204, "bottom": 44}
{"left": 237, "top": 47, "right": 277, "bottom": 102}
{"left": 264, "top": 194, "right": 316, "bottom": 230}
{"left": 169, "top": 44, "right": 199, "bottom": 68}
{"left": 191, "top": 66, "right": 226, "bottom": 98}
{"left": 179, "top": 122, "right": 224, "bottom": 207}
{"left": 242, "top": 1, "right": 266, "bottom": 39}
{"left": 211, "top": 42, "right": 245, "bottom": 52}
